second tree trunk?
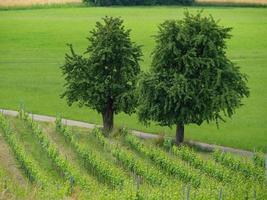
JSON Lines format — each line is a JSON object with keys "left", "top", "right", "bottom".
{"left": 176, "top": 123, "right": 184, "bottom": 145}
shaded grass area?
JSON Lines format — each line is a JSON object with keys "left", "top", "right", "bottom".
{"left": 0, "top": 7, "right": 266, "bottom": 152}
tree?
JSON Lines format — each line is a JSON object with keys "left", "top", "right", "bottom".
{"left": 61, "top": 16, "right": 142, "bottom": 135}
{"left": 137, "top": 11, "right": 249, "bottom": 145}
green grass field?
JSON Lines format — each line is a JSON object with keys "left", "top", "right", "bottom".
{"left": 0, "top": 6, "right": 266, "bottom": 152}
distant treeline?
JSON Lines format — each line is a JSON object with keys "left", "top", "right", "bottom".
{"left": 83, "top": 0, "right": 194, "bottom": 6}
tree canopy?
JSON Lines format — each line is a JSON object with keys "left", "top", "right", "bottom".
{"left": 61, "top": 16, "right": 142, "bottom": 134}
{"left": 137, "top": 11, "right": 249, "bottom": 144}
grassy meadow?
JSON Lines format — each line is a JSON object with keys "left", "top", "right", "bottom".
{"left": 0, "top": 6, "right": 266, "bottom": 152}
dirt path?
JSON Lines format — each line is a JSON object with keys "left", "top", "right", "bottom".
{"left": 0, "top": 109, "right": 262, "bottom": 157}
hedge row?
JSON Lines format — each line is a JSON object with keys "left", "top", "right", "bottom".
{"left": 83, "top": 0, "right": 194, "bottom": 6}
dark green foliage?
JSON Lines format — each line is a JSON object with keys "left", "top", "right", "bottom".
{"left": 61, "top": 16, "right": 142, "bottom": 133}
{"left": 137, "top": 11, "right": 249, "bottom": 142}
{"left": 83, "top": 0, "right": 194, "bottom": 6}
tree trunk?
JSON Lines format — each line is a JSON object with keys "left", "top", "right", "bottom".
{"left": 102, "top": 99, "right": 114, "bottom": 136}
{"left": 176, "top": 123, "right": 184, "bottom": 145}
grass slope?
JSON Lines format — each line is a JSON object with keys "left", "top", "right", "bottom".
{"left": 0, "top": 7, "right": 266, "bottom": 151}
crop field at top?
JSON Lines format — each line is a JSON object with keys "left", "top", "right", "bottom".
{"left": 0, "top": 110, "right": 266, "bottom": 199}
{"left": 0, "top": 6, "right": 266, "bottom": 152}
{"left": 0, "top": 0, "right": 81, "bottom": 7}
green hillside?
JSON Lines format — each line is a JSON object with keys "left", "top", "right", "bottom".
{"left": 0, "top": 7, "right": 266, "bottom": 151}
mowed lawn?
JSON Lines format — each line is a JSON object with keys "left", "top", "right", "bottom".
{"left": 0, "top": 7, "right": 266, "bottom": 152}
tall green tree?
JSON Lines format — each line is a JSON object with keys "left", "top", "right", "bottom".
{"left": 138, "top": 11, "right": 249, "bottom": 145}
{"left": 61, "top": 16, "right": 142, "bottom": 134}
